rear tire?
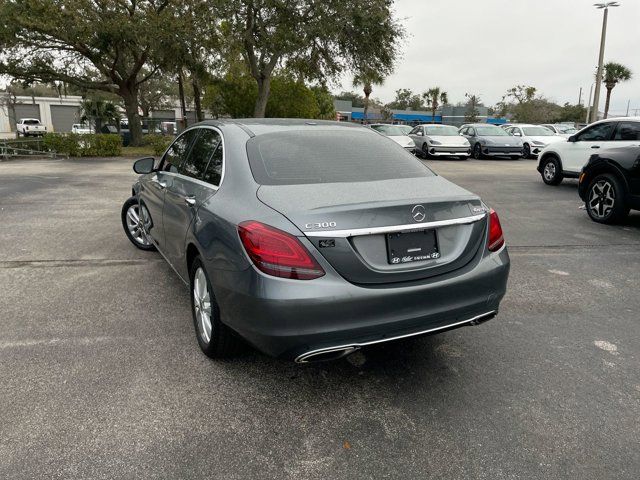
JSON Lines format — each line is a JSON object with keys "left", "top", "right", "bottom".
{"left": 190, "top": 257, "right": 242, "bottom": 359}
{"left": 510, "top": 155, "right": 520, "bottom": 160}
{"left": 541, "top": 156, "right": 563, "bottom": 185}
{"left": 585, "top": 173, "right": 629, "bottom": 224}
{"left": 458, "top": 156, "right": 468, "bottom": 160}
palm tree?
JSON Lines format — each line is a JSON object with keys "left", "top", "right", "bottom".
{"left": 353, "top": 70, "right": 384, "bottom": 124}
{"left": 422, "top": 87, "right": 448, "bottom": 123}
{"left": 602, "top": 62, "right": 632, "bottom": 119}
{"left": 80, "top": 98, "right": 120, "bottom": 134}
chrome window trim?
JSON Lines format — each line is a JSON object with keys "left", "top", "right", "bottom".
{"left": 303, "top": 213, "right": 486, "bottom": 238}
{"left": 159, "top": 125, "right": 226, "bottom": 190}
{"left": 295, "top": 310, "right": 498, "bottom": 363}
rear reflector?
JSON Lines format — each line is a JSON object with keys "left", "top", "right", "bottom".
{"left": 488, "top": 209, "right": 505, "bottom": 252}
{"left": 238, "top": 221, "right": 325, "bottom": 280}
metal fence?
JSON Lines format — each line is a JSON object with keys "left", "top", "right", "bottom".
{"left": 0, "top": 138, "right": 60, "bottom": 160}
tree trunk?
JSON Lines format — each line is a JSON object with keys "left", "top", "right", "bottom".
{"left": 192, "top": 78, "right": 204, "bottom": 122}
{"left": 253, "top": 75, "right": 271, "bottom": 118}
{"left": 121, "top": 87, "right": 143, "bottom": 146}
{"left": 363, "top": 93, "right": 370, "bottom": 124}
{"left": 178, "top": 71, "right": 188, "bottom": 129}
{"left": 603, "top": 85, "right": 613, "bottom": 119}
{"left": 95, "top": 118, "right": 102, "bottom": 134}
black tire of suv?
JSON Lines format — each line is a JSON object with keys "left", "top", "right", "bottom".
{"left": 190, "top": 256, "right": 242, "bottom": 359}
{"left": 121, "top": 196, "right": 157, "bottom": 251}
{"left": 585, "top": 173, "right": 629, "bottom": 225}
{"left": 541, "top": 156, "right": 563, "bottom": 186}
{"left": 523, "top": 143, "right": 531, "bottom": 158}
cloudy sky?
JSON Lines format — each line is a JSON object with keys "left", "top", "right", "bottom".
{"left": 338, "top": 0, "right": 640, "bottom": 116}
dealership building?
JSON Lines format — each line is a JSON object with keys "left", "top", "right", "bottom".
{"left": 334, "top": 100, "right": 502, "bottom": 126}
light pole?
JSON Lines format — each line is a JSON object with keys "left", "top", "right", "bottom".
{"left": 590, "top": 2, "right": 620, "bottom": 123}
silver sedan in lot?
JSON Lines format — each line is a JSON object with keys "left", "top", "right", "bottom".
{"left": 409, "top": 124, "right": 472, "bottom": 159}
{"left": 460, "top": 124, "right": 524, "bottom": 159}
{"left": 122, "top": 119, "right": 510, "bottom": 363}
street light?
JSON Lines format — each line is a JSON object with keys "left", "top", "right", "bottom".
{"left": 590, "top": 1, "right": 620, "bottom": 123}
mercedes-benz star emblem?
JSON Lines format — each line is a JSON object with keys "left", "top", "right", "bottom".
{"left": 411, "top": 205, "right": 426, "bottom": 222}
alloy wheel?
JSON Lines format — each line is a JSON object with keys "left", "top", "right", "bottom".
{"left": 543, "top": 161, "right": 556, "bottom": 182}
{"left": 125, "top": 204, "right": 152, "bottom": 246}
{"left": 588, "top": 179, "right": 615, "bottom": 219}
{"left": 193, "top": 267, "right": 213, "bottom": 344}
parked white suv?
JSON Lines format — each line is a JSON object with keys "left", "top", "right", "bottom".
{"left": 537, "top": 117, "right": 640, "bottom": 185}
{"left": 16, "top": 118, "right": 47, "bottom": 137}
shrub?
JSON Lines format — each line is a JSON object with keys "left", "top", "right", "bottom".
{"left": 143, "top": 134, "right": 173, "bottom": 156}
{"left": 43, "top": 133, "right": 122, "bottom": 157}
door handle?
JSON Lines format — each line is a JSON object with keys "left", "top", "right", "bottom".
{"left": 184, "top": 195, "right": 196, "bottom": 206}
{"left": 591, "top": 145, "right": 600, "bottom": 149}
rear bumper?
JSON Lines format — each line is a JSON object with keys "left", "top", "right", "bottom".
{"left": 210, "top": 246, "right": 510, "bottom": 360}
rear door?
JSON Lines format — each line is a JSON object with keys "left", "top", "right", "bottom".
{"left": 562, "top": 122, "right": 616, "bottom": 173}
{"left": 139, "top": 129, "right": 197, "bottom": 248}
{"left": 163, "top": 127, "right": 223, "bottom": 278}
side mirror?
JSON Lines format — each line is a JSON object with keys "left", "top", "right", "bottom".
{"left": 568, "top": 135, "right": 577, "bottom": 142}
{"left": 133, "top": 157, "right": 155, "bottom": 174}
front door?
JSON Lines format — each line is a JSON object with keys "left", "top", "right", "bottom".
{"left": 139, "top": 130, "right": 197, "bottom": 248}
{"left": 562, "top": 122, "right": 616, "bottom": 173}
{"left": 163, "top": 127, "right": 224, "bottom": 279}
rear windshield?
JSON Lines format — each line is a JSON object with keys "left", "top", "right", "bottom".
{"left": 23, "top": 119, "right": 40, "bottom": 125}
{"left": 247, "top": 129, "right": 433, "bottom": 185}
{"left": 370, "top": 125, "right": 405, "bottom": 136}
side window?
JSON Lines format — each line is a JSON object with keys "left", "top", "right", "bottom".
{"left": 460, "top": 127, "right": 468, "bottom": 135}
{"left": 178, "top": 128, "right": 222, "bottom": 181}
{"left": 468, "top": 127, "right": 476, "bottom": 136}
{"left": 161, "top": 130, "right": 198, "bottom": 172}
{"left": 203, "top": 138, "right": 223, "bottom": 186}
{"left": 576, "top": 122, "right": 615, "bottom": 142}
{"left": 613, "top": 122, "right": 640, "bottom": 141}
{"left": 409, "top": 126, "right": 419, "bottom": 135}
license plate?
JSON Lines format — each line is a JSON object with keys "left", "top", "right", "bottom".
{"left": 386, "top": 229, "right": 440, "bottom": 264}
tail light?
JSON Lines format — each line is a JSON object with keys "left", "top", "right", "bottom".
{"left": 487, "top": 208, "right": 505, "bottom": 252}
{"left": 238, "top": 221, "right": 325, "bottom": 280}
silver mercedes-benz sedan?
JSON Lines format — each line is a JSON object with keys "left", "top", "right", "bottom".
{"left": 122, "top": 119, "right": 510, "bottom": 363}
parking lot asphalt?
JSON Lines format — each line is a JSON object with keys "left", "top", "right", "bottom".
{"left": 1, "top": 156, "right": 639, "bottom": 479}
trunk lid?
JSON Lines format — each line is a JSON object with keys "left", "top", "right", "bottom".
{"left": 257, "top": 176, "right": 488, "bottom": 285}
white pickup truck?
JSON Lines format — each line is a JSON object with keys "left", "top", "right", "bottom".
{"left": 16, "top": 118, "right": 47, "bottom": 137}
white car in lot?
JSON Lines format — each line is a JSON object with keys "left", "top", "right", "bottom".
{"left": 537, "top": 117, "right": 640, "bottom": 185}
{"left": 540, "top": 124, "right": 578, "bottom": 138}
{"left": 504, "top": 124, "right": 566, "bottom": 158}
{"left": 72, "top": 124, "right": 93, "bottom": 134}
{"left": 408, "top": 124, "right": 471, "bottom": 159}
{"left": 369, "top": 124, "right": 416, "bottom": 153}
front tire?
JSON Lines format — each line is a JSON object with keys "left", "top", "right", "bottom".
{"left": 541, "top": 156, "right": 563, "bottom": 185}
{"left": 190, "top": 257, "right": 242, "bottom": 359}
{"left": 523, "top": 143, "right": 531, "bottom": 158}
{"left": 421, "top": 143, "right": 431, "bottom": 159}
{"left": 472, "top": 143, "right": 483, "bottom": 159}
{"left": 585, "top": 174, "right": 629, "bottom": 224}
{"left": 121, "top": 197, "right": 156, "bottom": 251}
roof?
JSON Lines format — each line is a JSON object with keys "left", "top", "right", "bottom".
{"left": 194, "top": 118, "right": 364, "bottom": 137}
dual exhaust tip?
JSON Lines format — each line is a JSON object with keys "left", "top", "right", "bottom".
{"left": 295, "top": 311, "right": 497, "bottom": 363}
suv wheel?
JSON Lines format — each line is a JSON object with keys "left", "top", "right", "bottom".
{"left": 523, "top": 143, "right": 531, "bottom": 158}
{"left": 541, "top": 156, "right": 562, "bottom": 185}
{"left": 190, "top": 257, "right": 242, "bottom": 358}
{"left": 121, "top": 197, "right": 156, "bottom": 251}
{"left": 586, "top": 174, "right": 629, "bottom": 224}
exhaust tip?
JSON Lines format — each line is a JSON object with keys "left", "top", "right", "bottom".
{"left": 296, "top": 346, "right": 359, "bottom": 363}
